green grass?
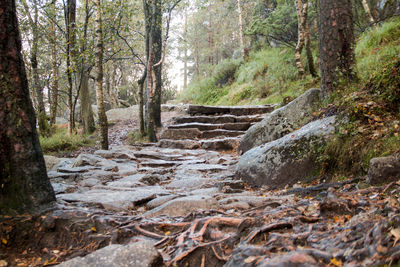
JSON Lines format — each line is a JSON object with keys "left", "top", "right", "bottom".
{"left": 356, "top": 17, "right": 400, "bottom": 81}
{"left": 40, "top": 126, "right": 95, "bottom": 155}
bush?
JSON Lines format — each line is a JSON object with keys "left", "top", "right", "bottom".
{"left": 213, "top": 59, "right": 242, "bottom": 87}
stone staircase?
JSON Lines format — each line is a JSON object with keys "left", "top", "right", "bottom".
{"left": 157, "top": 104, "right": 275, "bottom": 151}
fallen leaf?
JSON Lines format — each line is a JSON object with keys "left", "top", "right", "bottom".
{"left": 164, "top": 231, "right": 171, "bottom": 236}
{"left": 91, "top": 227, "right": 97, "bottom": 232}
{"left": 330, "top": 257, "right": 343, "bottom": 267}
{"left": 1, "top": 238, "right": 7, "bottom": 245}
{"left": 391, "top": 228, "right": 400, "bottom": 246}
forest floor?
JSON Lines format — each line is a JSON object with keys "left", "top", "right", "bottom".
{"left": 1, "top": 106, "right": 400, "bottom": 267}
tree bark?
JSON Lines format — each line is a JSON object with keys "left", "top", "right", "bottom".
{"left": 237, "top": 0, "right": 246, "bottom": 59}
{"left": 295, "top": 0, "right": 307, "bottom": 76}
{"left": 65, "top": 0, "right": 76, "bottom": 135}
{"left": 95, "top": 0, "right": 109, "bottom": 150}
{"left": 361, "top": 0, "right": 376, "bottom": 26}
{"left": 80, "top": 66, "right": 95, "bottom": 134}
{"left": 50, "top": 0, "right": 58, "bottom": 126}
{"left": 183, "top": 9, "right": 188, "bottom": 90}
{"left": 0, "top": 0, "right": 55, "bottom": 214}
{"left": 319, "top": 0, "right": 355, "bottom": 95}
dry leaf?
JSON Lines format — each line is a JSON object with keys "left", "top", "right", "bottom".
{"left": 164, "top": 231, "right": 171, "bottom": 236}
{"left": 330, "top": 257, "right": 343, "bottom": 267}
{"left": 91, "top": 227, "right": 97, "bottom": 232}
{"left": 390, "top": 228, "right": 400, "bottom": 246}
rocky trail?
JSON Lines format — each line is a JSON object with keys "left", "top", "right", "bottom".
{"left": 1, "top": 101, "right": 400, "bottom": 267}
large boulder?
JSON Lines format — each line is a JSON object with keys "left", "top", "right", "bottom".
{"left": 57, "top": 240, "right": 163, "bottom": 267}
{"left": 236, "top": 116, "right": 336, "bottom": 189}
{"left": 238, "top": 88, "right": 321, "bottom": 154}
{"left": 367, "top": 154, "right": 400, "bottom": 185}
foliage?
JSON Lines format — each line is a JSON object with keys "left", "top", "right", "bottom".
{"left": 40, "top": 126, "right": 95, "bottom": 155}
{"left": 179, "top": 47, "right": 319, "bottom": 105}
{"left": 246, "top": 0, "right": 298, "bottom": 47}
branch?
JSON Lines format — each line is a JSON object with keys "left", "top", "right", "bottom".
{"left": 154, "top": 0, "right": 182, "bottom": 67}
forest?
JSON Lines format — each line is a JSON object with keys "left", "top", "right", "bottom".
{"left": 0, "top": 0, "right": 400, "bottom": 266}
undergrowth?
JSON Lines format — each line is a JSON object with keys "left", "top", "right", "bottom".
{"left": 40, "top": 126, "right": 95, "bottom": 155}
{"left": 318, "top": 18, "right": 400, "bottom": 178}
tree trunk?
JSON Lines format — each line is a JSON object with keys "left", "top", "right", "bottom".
{"left": 0, "top": 0, "right": 55, "bottom": 214}
{"left": 237, "top": 0, "right": 246, "bottom": 59}
{"left": 295, "top": 0, "right": 307, "bottom": 76}
{"left": 138, "top": 70, "right": 147, "bottom": 137}
{"left": 80, "top": 66, "right": 95, "bottom": 134}
{"left": 95, "top": 0, "right": 109, "bottom": 150}
{"left": 362, "top": 0, "right": 376, "bottom": 26}
{"left": 183, "top": 9, "right": 188, "bottom": 90}
{"left": 65, "top": 0, "right": 76, "bottom": 135}
{"left": 21, "top": 0, "right": 49, "bottom": 136}
{"left": 319, "top": 0, "right": 355, "bottom": 95}
{"left": 50, "top": 0, "right": 58, "bottom": 126}
{"left": 152, "top": 0, "right": 162, "bottom": 128}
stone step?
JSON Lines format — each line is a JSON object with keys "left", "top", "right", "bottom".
{"left": 160, "top": 128, "right": 245, "bottom": 140}
{"left": 201, "top": 129, "right": 245, "bottom": 139}
{"left": 160, "top": 128, "right": 202, "bottom": 140}
{"left": 187, "top": 104, "right": 275, "bottom": 116}
{"left": 168, "top": 122, "right": 251, "bottom": 131}
{"left": 157, "top": 137, "right": 240, "bottom": 151}
{"left": 174, "top": 114, "right": 264, "bottom": 124}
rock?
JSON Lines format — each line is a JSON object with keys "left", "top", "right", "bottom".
{"left": 72, "top": 154, "right": 106, "bottom": 167}
{"left": 143, "top": 195, "right": 219, "bottom": 217}
{"left": 236, "top": 116, "right": 336, "bottom": 189}
{"left": 367, "top": 154, "right": 400, "bottom": 185}
{"left": 224, "top": 245, "right": 270, "bottom": 267}
{"left": 146, "top": 195, "right": 179, "bottom": 209}
{"left": 140, "top": 174, "right": 165, "bottom": 185}
{"left": 187, "top": 105, "right": 274, "bottom": 116}
{"left": 157, "top": 139, "right": 201, "bottom": 150}
{"left": 58, "top": 186, "right": 166, "bottom": 211}
{"left": 201, "top": 138, "right": 240, "bottom": 151}
{"left": 202, "top": 129, "right": 244, "bottom": 139}
{"left": 106, "top": 105, "right": 138, "bottom": 122}
{"left": 57, "top": 240, "right": 163, "bottom": 267}
{"left": 51, "top": 183, "right": 78, "bottom": 194}
{"left": 107, "top": 174, "right": 145, "bottom": 187}
{"left": 239, "top": 88, "right": 321, "bottom": 154}
{"left": 166, "top": 177, "right": 213, "bottom": 190}
{"left": 161, "top": 128, "right": 202, "bottom": 140}
{"left": 94, "top": 149, "right": 135, "bottom": 160}
{"left": 257, "top": 252, "right": 319, "bottom": 267}
{"left": 44, "top": 155, "right": 62, "bottom": 171}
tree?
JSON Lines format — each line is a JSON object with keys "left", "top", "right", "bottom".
{"left": 64, "top": 0, "right": 77, "bottom": 135}
{"left": 95, "top": 0, "right": 109, "bottom": 150}
{"left": 49, "top": 0, "right": 59, "bottom": 127}
{"left": 20, "top": 0, "right": 50, "bottom": 136}
{"left": 295, "top": 0, "right": 316, "bottom": 77}
{"left": 319, "top": 0, "right": 355, "bottom": 95}
{"left": 0, "top": 0, "right": 55, "bottom": 214}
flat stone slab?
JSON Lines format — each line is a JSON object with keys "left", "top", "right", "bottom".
{"left": 94, "top": 149, "right": 135, "bottom": 160}
{"left": 161, "top": 128, "right": 202, "bottom": 140}
{"left": 166, "top": 177, "right": 214, "bottom": 190}
{"left": 107, "top": 174, "right": 145, "bottom": 188}
{"left": 175, "top": 115, "right": 264, "bottom": 124}
{"left": 157, "top": 139, "right": 201, "bottom": 150}
{"left": 201, "top": 137, "right": 240, "bottom": 151}
{"left": 187, "top": 105, "right": 275, "bottom": 116}
{"left": 177, "top": 163, "right": 228, "bottom": 173}
{"left": 201, "top": 129, "right": 245, "bottom": 139}
{"left": 57, "top": 240, "right": 163, "bottom": 267}
{"left": 143, "top": 195, "right": 219, "bottom": 217}
{"left": 58, "top": 186, "right": 166, "bottom": 211}
{"left": 138, "top": 159, "right": 179, "bottom": 168}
